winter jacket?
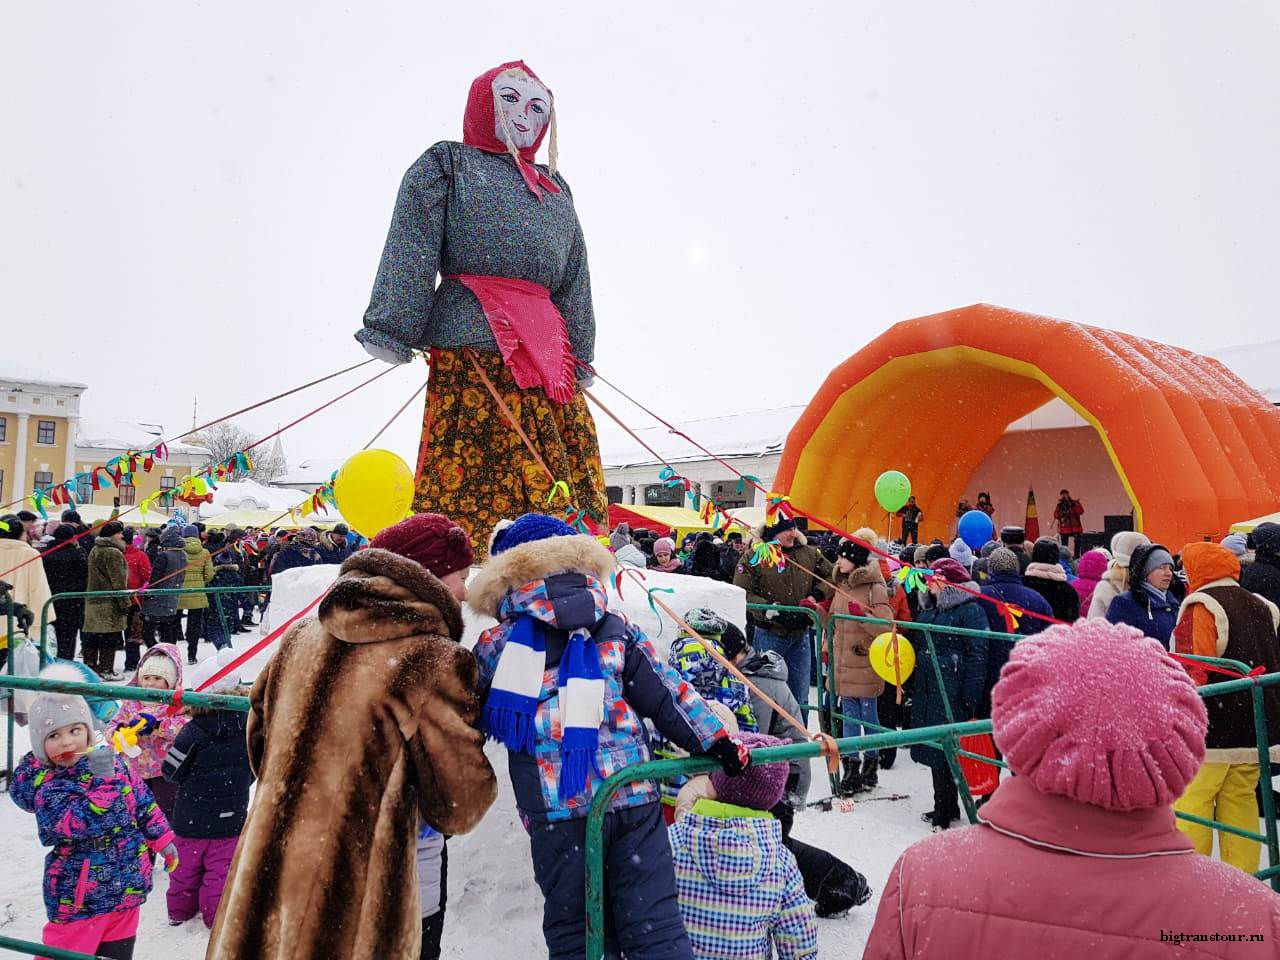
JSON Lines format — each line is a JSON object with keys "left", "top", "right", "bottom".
{"left": 718, "top": 544, "right": 743, "bottom": 583}
{"left": 978, "top": 572, "right": 1052, "bottom": 718}
{"left": 470, "top": 534, "right": 726, "bottom": 823}
{"left": 1105, "top": 545, "right": 1179, "bottom": 649}
{"left": 909, "top": 586, "right": 989, "bottom": 769}
{"left": 737, "top": 650, "right": 812, "bottom": 804}
{"left": 142, "top": 528, "right": 188, "bottom": 619}
{"left": 42, "top": 528, "right": 87, "bottom": 628}
{"left": 315, "top": 535, "right": 352, "bottom": 566}
{"left": 176, "top": 537, "right": 214, "bottom": 611}
{"left": 83, "top": 537, "right": 129, "bottom": 633}
{"left": 1053, "top": 497, "right": 1084, "bottom": 536}
{"left": 123, "top": 544, "right": 151, "bottom": 592}
{"left": 1087, "top": 574, "right": 1121, "bottom": 619}
{"left": 11, "top": 750, "right": 175, "bottom": 923}
{"left": 0, "top": 537, "right": 56, "bottom": 632}
{"left": 688, "top": 541, "right": 724, "bottom": 580}
{"left": 358, "top": 141, "right": 595, "bottom": 365}
{"left": 1241, "top": 525, "right": 1280, "bottom": 608}
{"left": 209, "top": 548, "right": 496, "bottom": 960}
{"left": 669, "top": 634, "right": 757, "bottom": 732}
{"left": 163, "top": 708, "right": 253, "bottom": 839}
{"left": 863, "top": 775, "right": 1280, "bottom": 959}
{"left": 416, "top": 827, "right": 445, "bottom": 919}
{"left": 1106, "top": 592, "right": 1178, "bottom": 650}
{"left": 107, "top": 645, "right": 188, "bottom": 780}
{"left": 1173, "top": 542, "right": 1280, "bottom": 763}
{"left": 830, "top": 563, "right": 893, "bottom": 699}
{"left": 734, "top": 530, "right": 833, "bottom": 632}
{"left": 1022, "top": 562, "right": 1080, "bottom": 622}
{"left": 1071, "top": 549, "right": 1109, "bottom": 613}
{"left": 209, "top": 546, "right": 244, "bottom": 628}
{"left": 268, "top": 542, "right": 322, "bottom": 576}
{"left": 670, "top": 801, "right": 817, "bottom": 960}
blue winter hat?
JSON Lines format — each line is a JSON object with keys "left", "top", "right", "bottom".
{"left": 181, "top": 524, "right": 199, "bottom": 539}
{"left": 489, "top": 513, "right": 579, "bottom": 556}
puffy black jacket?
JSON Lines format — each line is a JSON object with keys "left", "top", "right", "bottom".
{"left": 163, "top": 710, "right": 254, "bottom": 839}
{"left": 42, "top": 527, "right": 88, "bottom": 627}
{"left": 1243, "top": 523, "right": 1280, "bottom": 609}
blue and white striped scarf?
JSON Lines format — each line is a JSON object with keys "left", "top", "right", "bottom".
{"left": 480, "top": 575, "right": 609, "bottom": 800}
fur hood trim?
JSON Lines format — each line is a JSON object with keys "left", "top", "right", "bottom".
{"left": 468, "top": 534, "right": 616, "bottom": 619}
{"left": 840, "top": 563, "right": 884, "bottom": 588}
{"left": 319, "top": 547, "right": 463, "bottom": 644}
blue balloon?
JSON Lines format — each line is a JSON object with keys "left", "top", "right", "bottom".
{"left": 957, "top": 509, "right": 995, "bottom": 551}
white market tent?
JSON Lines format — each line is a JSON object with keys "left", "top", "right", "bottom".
{"left": 1230, "top": 511, "right": 1280, "bottom": 534}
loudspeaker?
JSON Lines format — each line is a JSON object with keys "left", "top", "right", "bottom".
{"left": 1104, "top": 514, "right": 1134, "bottom": 538}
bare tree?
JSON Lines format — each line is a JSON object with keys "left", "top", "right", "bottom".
{"left": 189, "top": 422, "right": 287, "bottom": 482}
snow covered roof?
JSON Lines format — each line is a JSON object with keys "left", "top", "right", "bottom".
{"left": 273, "top": 457, "right": 346, "bottom": 486}
{"left": 1207, "top": 340, "right": 1280, "bottom": 403}
{"left": 76, "top": 418, "right": 209, "bottom": 457}
{"left": 0, "top": 369, "right": 87, "bottom": 392}
{"left": 199, "top": 479, "right": 306, "bottom": 517}
{"left": 599, "top": 406, "right": 805, "bottom": 468}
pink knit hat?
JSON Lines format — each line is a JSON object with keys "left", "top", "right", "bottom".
{"left": 992, "top": 619, "right": 1207, "bottom": 811}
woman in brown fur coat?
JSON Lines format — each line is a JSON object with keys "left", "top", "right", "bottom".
{"left": 206, "top": 527, "right": 497, "bottom": 960}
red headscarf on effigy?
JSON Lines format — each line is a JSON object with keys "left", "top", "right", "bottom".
{"left": 462, "top": 60, "right": 561, "bottom": 201}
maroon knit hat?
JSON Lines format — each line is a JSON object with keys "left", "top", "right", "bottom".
{"left": 929, "top": 557, "right": 971, "bottom": 584}
{"left": 369, "top": 513, "right": 474, "bottom": 579}
{"left": 710, "top": 733, "right": 789, "bottom": 811}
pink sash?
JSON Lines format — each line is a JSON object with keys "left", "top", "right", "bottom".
{"left": 448, "top": 274, "right": 576, "bottom": 404}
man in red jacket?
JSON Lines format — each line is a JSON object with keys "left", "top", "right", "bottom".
{"left": 1053, "top": 489, "right": 1084, "bottom": 556}
{"left": 121, "top": 526, "right": 152, "bottom": 672}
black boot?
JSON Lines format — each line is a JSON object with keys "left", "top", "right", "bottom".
{"left": 857, "top": 755, "right": 878, "bottom": 793}
{"left": 838, "top": 757, "right": 861, "bottom": 797}
{"left": 879, "top": 746, "right": 896, "bottom": 770}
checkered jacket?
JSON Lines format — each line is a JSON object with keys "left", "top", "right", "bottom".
{"left": 670, "top": 805, "right": 818, "bottom": 959}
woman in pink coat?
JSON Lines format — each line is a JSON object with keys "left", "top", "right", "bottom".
{"left": 863, "top": 619, "right": 1280, "bottom": 959}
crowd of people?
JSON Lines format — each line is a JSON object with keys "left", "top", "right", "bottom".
{"left": 7, "top": 504, "right": 1280, "bottom": 959}
{"left": 0, "top": 508, "right": 360, "bottom": 678}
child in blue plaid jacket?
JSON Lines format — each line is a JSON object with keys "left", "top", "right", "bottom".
{"left": 669, "top": 732, "right": 818, "bottom": 959}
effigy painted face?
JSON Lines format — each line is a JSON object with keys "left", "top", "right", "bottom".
{"left": 493, "top": 70, "right": 551, "bottom": 149}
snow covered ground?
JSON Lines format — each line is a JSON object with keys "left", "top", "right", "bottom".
{"left": 4, "top": 591, "right": 1277, "bottom": 958}
{"left": 0, "top": 609, "right": 945, "bottom": 957}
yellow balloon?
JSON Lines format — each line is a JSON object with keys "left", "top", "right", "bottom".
{"left": 868, "top": 631, "right": 916, "bottom": 685}
{"left": 333, "top": 449, "right": 415, "bottom": 539}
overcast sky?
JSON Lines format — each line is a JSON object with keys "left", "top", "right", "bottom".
{"left": 4, "top": 1, "right": 1278, "bottom": 471}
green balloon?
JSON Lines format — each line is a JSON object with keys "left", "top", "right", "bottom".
{"left": 874, "top": 470, "right": 912, "bottom": 513}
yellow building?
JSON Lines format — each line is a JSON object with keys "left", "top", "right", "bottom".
{"left": 0, "top": 375, "right": 208, "bottom": 512}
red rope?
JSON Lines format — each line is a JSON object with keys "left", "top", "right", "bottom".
{"left": 0, "top": 359, "right": 377, "bottom": 514}
{"left": 0, "top": 364, "right": 398, "bottom": 582}
{"left": 580, "top": 359, "right": 1068, "bottom": 628}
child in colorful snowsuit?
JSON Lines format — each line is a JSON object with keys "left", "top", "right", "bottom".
{"left": 668, "top": 608, "right": 758, "bottom": 732}
{"left": 669, "top": 731, "right": 818, "bottom": 959}
{"left": 12, "top": 666, "right": 178, "bottom": 960}
{"left": 162, "top": 655, "right": 253, "bottom": 928}
{"left": 106, "top": 644, "right": 188, "bottom": 822}
{"left": 469, "top": 514, "right": 744, "bottom": 960}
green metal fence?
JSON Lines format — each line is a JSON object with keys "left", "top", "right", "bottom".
{"left": 585, "top": 611, "right": 1280, "bottom": 957}
{"left": 0, "top": 598, "right": 1275, "bottom": 959}
{"left": 6, "top": 585, "right": 267, "bottom": 790}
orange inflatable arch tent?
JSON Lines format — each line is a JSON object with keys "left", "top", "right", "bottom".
{"left": 774, "top": 304, "right": 1280, "bottom": 549}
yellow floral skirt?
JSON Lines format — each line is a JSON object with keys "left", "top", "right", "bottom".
{"left": 413, "top": 349, "right": 609, "bottom": 559}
